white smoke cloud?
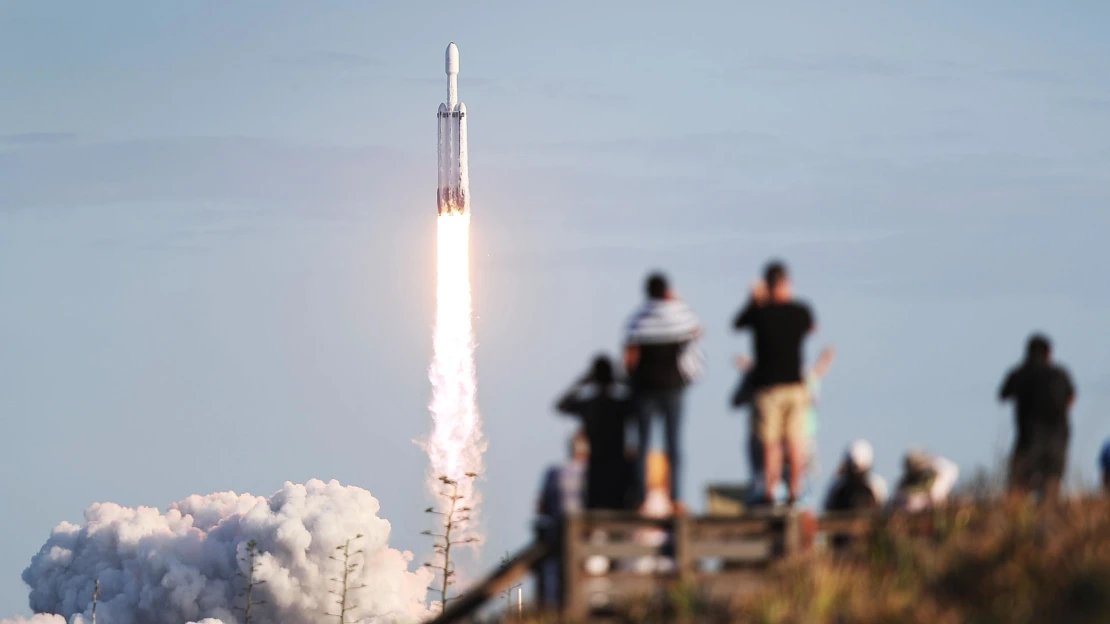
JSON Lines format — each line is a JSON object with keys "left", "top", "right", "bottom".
{"left": 0, "top": 616, "right": 67, "bottom": 624}
{"left": 19, "top": 479, "right": 434, "bottom": 624}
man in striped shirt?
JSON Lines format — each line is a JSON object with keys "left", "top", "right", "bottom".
{"left": 624, "top": 272, "right": 703, "bottom": 507}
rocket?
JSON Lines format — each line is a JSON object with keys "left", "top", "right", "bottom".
{"left": 437, "top": 42, "right": 469, "bottom": 216}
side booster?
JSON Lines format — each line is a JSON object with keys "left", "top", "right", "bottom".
{"left": 437, "top": 42, "right": 469, "bottom": 216}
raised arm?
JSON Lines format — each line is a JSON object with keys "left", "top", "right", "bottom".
{"left": 556, "top": 380, "right": 586, "bottom": 415}
{"left": 733, "top": 301, "right": 755, "bottom": 330}
{"left": 999, "top": 370, "right": 1017, "bottom": 402}
{"left": 812, "top": 346, "right": 836, "bottom": 379}
{"left": 733, "top": 281, "right": 768, "bottom": 329}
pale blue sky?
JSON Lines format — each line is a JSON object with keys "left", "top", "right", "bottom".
{"left": 2, "top": 1, "right": 1110, "bottom": 616}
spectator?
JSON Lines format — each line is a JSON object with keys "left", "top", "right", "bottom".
{"left": 733, "top": 260, "right": 816, "bottom": 505}
{"left": 1101, "top": 439, "right": 1110, "bottom": 495}
{"left": 537, "top": 431, "right": 588, "bottom": 521}
{"left": 824, "top": 440, "right": 888, "bottom": 512}
{"left": 624, "top": 272, "right": 702, "bottom": 507}
{"left": 556, "top": 355, "right": 637, "bottom": 510}
{"left": 890, "top": 449, "right": 958, "bottom": 512}
{"left": 533, "top": 431, "right": 589, "bottom": 608}
{"left": 739, "top": 346, "right": 834, "bottom": 505}
{"left": 999, "top": 334, "right": 1076, "bottom": 499}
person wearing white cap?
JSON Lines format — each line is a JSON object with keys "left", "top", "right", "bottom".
{"left": 824, "top": 440, "right": 888, "bottom": 511}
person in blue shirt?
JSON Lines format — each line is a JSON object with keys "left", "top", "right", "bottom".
{"left": 533, "top": 432, "right": 588, "bottom": 608}
{"left": 1100, "top": 440, "right": 1110, "bottom": 495}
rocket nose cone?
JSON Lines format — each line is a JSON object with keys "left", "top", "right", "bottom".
{"left": 446, "top": 42, "right": 459, "bottom": 75}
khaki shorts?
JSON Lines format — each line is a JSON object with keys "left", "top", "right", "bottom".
{"left": 753, "top": 383, "right": 809, "bottom": 446}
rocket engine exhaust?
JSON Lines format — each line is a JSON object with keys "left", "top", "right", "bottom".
{"left": 426, "top": 43, "right": 484, "bottom": 545}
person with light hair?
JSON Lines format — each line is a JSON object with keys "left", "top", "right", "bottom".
{"left": 890, "top": 449, "right": 958, "bottom": 512}
{"left": 628, "top": 451, "right": 676, "bottom": 574}
{"left": 824, "top": 439, "right": 888, "bottom": 512}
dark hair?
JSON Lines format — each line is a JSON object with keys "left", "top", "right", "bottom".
{"left": 1027, "top": 334, "right": 1052, "bottom": 362}
{"left": 587, "top": 355, "right": 615, "bottom": 386}
{"left": 645, "top": 272, "right": 668, "bottom": 300}
{"left": 764, "top": 261, "right": 788, "bottom": 291}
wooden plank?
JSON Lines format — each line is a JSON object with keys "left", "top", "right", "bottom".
{"left": 674, "top": 515, "right": 693, "bottom": 584}
{"left": 783, "top": 512, "right": 801, "bottom": 556}
{"left": 585, "top": 575, "right": 673, "bottom": 605}
{"left": 563, "top": 514, "right": 587, "bottom": 620}
{"left": 580, "top": 542, "right": 664, "bottom": 559}
{"left": 688, "top": 540, "right": 772, "bottom": 561}
{"left": 690, "top": 521, "right": 778, "bottom": 539}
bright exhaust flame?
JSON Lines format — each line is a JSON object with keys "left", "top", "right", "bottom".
{"left": 427, "top": 213, "right": 484, "bottom": 538}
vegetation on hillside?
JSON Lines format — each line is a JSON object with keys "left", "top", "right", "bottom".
{"left": 514, "top": 497, "right": 1110, "bottom": 623}
{"left": 735, "top": 498, "right": 1110, "bottom": 623}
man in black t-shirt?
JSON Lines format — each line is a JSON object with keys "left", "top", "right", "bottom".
{"left": 999, "top": 334, "right": 1076, "bottom": 499}
{"left": 624, "top": 272, "right": 702, "bottom": 506}
{"left": 734, "top": 261, "right": 814, "bottom": 505}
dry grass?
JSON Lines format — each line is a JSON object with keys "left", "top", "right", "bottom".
{"left": 512, "top": 497, "right": 1110, "bottom": 623}
{"left": 736, "top": 497, "right": 1110, "bottom": 624}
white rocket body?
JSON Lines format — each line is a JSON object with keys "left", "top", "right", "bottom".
{"left": 437, "top": 42, "right": 469, "bottom": 216}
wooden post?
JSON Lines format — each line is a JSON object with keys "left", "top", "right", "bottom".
{"left": 782, "top": 511, "right": 801, "bottom": 557}
{"left": 674, "top": 515, "right": 693, "bottom": 584}
{"left": 562, "top": 514, "right": 586, "bottom": 621}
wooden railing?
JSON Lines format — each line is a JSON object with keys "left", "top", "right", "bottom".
{"left": 428, "top": 507, "right": 933, "bottom": 622}
{"left": 561, "top": 511, "right": 803, "bottom": 619}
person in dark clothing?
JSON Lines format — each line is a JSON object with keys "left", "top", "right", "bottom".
{"left": 733, "top": 261, "right": 815, "bottom": 505}
{"left": 555, "top": 356, "right": 638, "bottom": 510}
{"left": 624, "top": 272, "right": 703, "bottom": 506}
{"left": 824, "top": 440, "right": 887, "bottom": 512}
{"left": 999, "top": 334, "right": 1076, "bottom": 499}
{"left": 1100, "top": 439, "right": 1110, "bottom": 495}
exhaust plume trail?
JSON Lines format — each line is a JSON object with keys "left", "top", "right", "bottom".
{"left": 426, "top": 213, "right": 484, "bottom": 537}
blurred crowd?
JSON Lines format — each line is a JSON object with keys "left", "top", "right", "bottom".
{"left": 533, "top": 259, "right": 1087, "bottom": 603}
